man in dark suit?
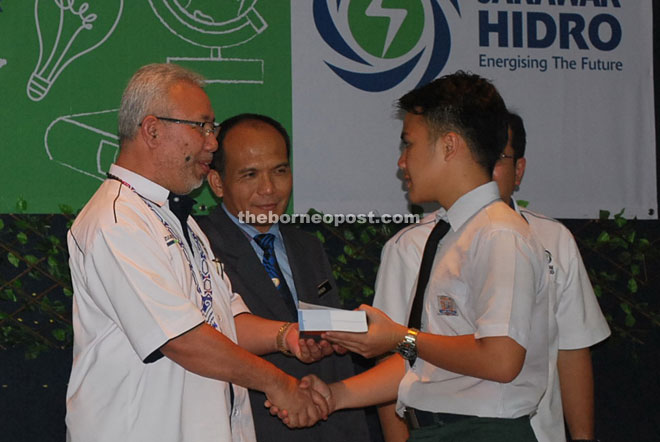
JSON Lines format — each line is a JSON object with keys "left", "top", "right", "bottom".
{"left": 197, "top": 113, "right": 369, "bottom": 442}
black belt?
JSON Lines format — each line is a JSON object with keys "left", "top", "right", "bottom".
{"left": 405, "top": 408, "right": 475, "bottom": 430}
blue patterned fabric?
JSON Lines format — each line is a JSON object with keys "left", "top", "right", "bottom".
{"left": 254, "top": 233, "right": 297, "bottom": 317}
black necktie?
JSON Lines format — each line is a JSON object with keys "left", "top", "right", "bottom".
{"left": 408, "top": 220, "right": 451, "bottom": 329}
{"left": 253, "top": 233, "right": 298, "bottom": 320}
{"left": 168, "top": 193, "right": 195, "bottom": 249}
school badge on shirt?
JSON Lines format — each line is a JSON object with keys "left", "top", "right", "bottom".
{"left": 437, "top": 295, "right": 458, "bottom": 316}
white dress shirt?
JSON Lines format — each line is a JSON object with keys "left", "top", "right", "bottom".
{"left": 66, "top": 164, "right": 256, "bottom": 442}
{"left": 391, "top": 182, "right": 551, "bottom": 419}
{"left": 375, "top": 192, "right": 609, "bottom": 441}
{"left": 518, "top": 203, "right": 610, "bottom": 442}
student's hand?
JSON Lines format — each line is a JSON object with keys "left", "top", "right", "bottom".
{"left": 322, "top": 305, "right": 407, "bottom": 358}
{"left": 285, "top": 323, "right": 347, "bottom": 362}
{"left": 264, "top": 375, "right": 329, "bottom": 428}
{"left": 300, "top": 374, "right": 337, "bottom": 414}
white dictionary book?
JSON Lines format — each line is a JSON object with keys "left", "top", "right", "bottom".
{"left": 297, "top": 301, "right": 368, "bottom": 333}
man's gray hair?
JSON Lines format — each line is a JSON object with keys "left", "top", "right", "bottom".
{"left": 118, "top": 63, "right": 206, "bottom": 143}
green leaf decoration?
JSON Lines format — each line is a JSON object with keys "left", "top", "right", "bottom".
{"left": 16, "top": 232, "right": 28, "bottom": 244}
{"left": 2, "top": 289, "right": 17, "bottom": 302}
{"left": 7, "top": 252, "right": 20, "bottom": 267}
{"left": 15, "top": 197, "right": 28, "bottom": 213}
{"left": 614, "top": 216, "right": 627, "bottom": 228}
{"left": 52, "top": 329, "right": 67, "bottom": 342}
{"left": 593, "top": 285, "right": 602, "bottom": 298}
{"left": 58, "top": 204, "right": 74, "bottom": 215}
{"left": 596, "top": 231, "right": 610, "bottom": 243}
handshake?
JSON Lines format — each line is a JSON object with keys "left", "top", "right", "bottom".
{"left": 264, "top": 374, "right": 337, "bottom": 428}
{"left": 263, "top": 304, "right": 405, "bottom": 428}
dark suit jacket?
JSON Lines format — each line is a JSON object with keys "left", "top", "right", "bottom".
{"left": 197, "top": 208, "right": 369, "bottom": 442}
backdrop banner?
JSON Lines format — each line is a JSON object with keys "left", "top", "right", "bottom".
{"left": 291, "top": 0, "right": 657, "bottom": 219}
{"left": 0, "top": 1, "right": 291, "bottom": 213}
{"left": 0, "top": 1, "right": 656, "bottom": 219}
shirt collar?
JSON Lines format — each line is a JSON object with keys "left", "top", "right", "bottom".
{"left": 443, "top": 181, "right": 501, "bottom": 231}
{"left": 108, "top": 164, "right": 169, "bottom": 207}
{"left": 221, "top": 204, "right": 281, "bottom": 239}
{"left": 511, "top": 198, "right": 521, "bottom": 215}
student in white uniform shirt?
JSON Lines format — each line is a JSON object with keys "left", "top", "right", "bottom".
{"left": 372, "top": 112, "right": 610, "bottom": 442}
{"left": 65, "top": 64, "right": 331, "bottom": 442}
{"left": 268, "top": 72, "right": 551, "bottom": 442}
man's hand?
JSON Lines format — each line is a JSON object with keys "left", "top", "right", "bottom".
{"left": 285, "top": 323, "right": 347, "bottom": 363}
{"left": 300, "top": 374, "right": 336, "bottom": 414}
{"left": 264, "top": 375, "right": 329, "bottom": 428}
{"left": 322, "top": 305, "right": 407, "bottom": 358}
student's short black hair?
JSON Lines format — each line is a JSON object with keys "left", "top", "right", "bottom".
{"left": 398, "top": 71, "right": 509, "bottom": 174}
{"left": 507, "top": 112, "right": 526, "bottom": 160}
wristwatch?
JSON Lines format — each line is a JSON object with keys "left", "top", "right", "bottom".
{"left": 396, "top": 328, "right": 419, "bottom": 361}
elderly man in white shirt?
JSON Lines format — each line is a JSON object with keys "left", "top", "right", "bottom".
{"left": 66, "top": 63, "right": 330, "bottom": 442}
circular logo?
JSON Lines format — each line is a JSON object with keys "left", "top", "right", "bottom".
{"left": 149, "top": 0, "right": 266, "bottom": 48}
{"left": 313, "top": 0, "right": 457, "bottom": 92}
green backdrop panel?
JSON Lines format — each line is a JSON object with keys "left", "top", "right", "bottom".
{"left": 0, "top": 0, "right": 291, "bottom": 213}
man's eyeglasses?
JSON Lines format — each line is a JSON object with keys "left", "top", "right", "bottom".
{"left": 152, "top": 116, "right": 221, "bottom": 137}
{"left": 499, "top": 153, "right": 515, "bottom": 160}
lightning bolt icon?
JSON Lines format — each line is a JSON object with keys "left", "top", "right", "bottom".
{"left": 365, "top": 0, "right": 408, "bottom": 58}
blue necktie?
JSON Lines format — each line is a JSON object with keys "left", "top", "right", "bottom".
{"left": 254, "top": 233, "right": 298, "bottom": 319}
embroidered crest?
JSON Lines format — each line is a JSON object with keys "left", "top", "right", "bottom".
{"left": 437, "top": 295, "right": 458, "bottom": 316}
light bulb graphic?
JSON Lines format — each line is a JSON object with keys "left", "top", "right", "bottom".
{"left": 27, "top": 0, "right": 123, "bottom": 101}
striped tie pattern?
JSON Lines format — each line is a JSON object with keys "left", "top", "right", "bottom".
{"left": 254, "top": 233, "right": 297, "bottom": 319}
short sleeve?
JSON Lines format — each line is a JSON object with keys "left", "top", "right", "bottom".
{"left": 554, "top": 233, "right": 610, "bottom": 349}
{"left": 470, "top": 229, "right": 543, "bottom": 349}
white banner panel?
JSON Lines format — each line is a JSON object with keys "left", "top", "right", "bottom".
{"left": 291, "top": 0, "right": 656, "bottom": 219}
